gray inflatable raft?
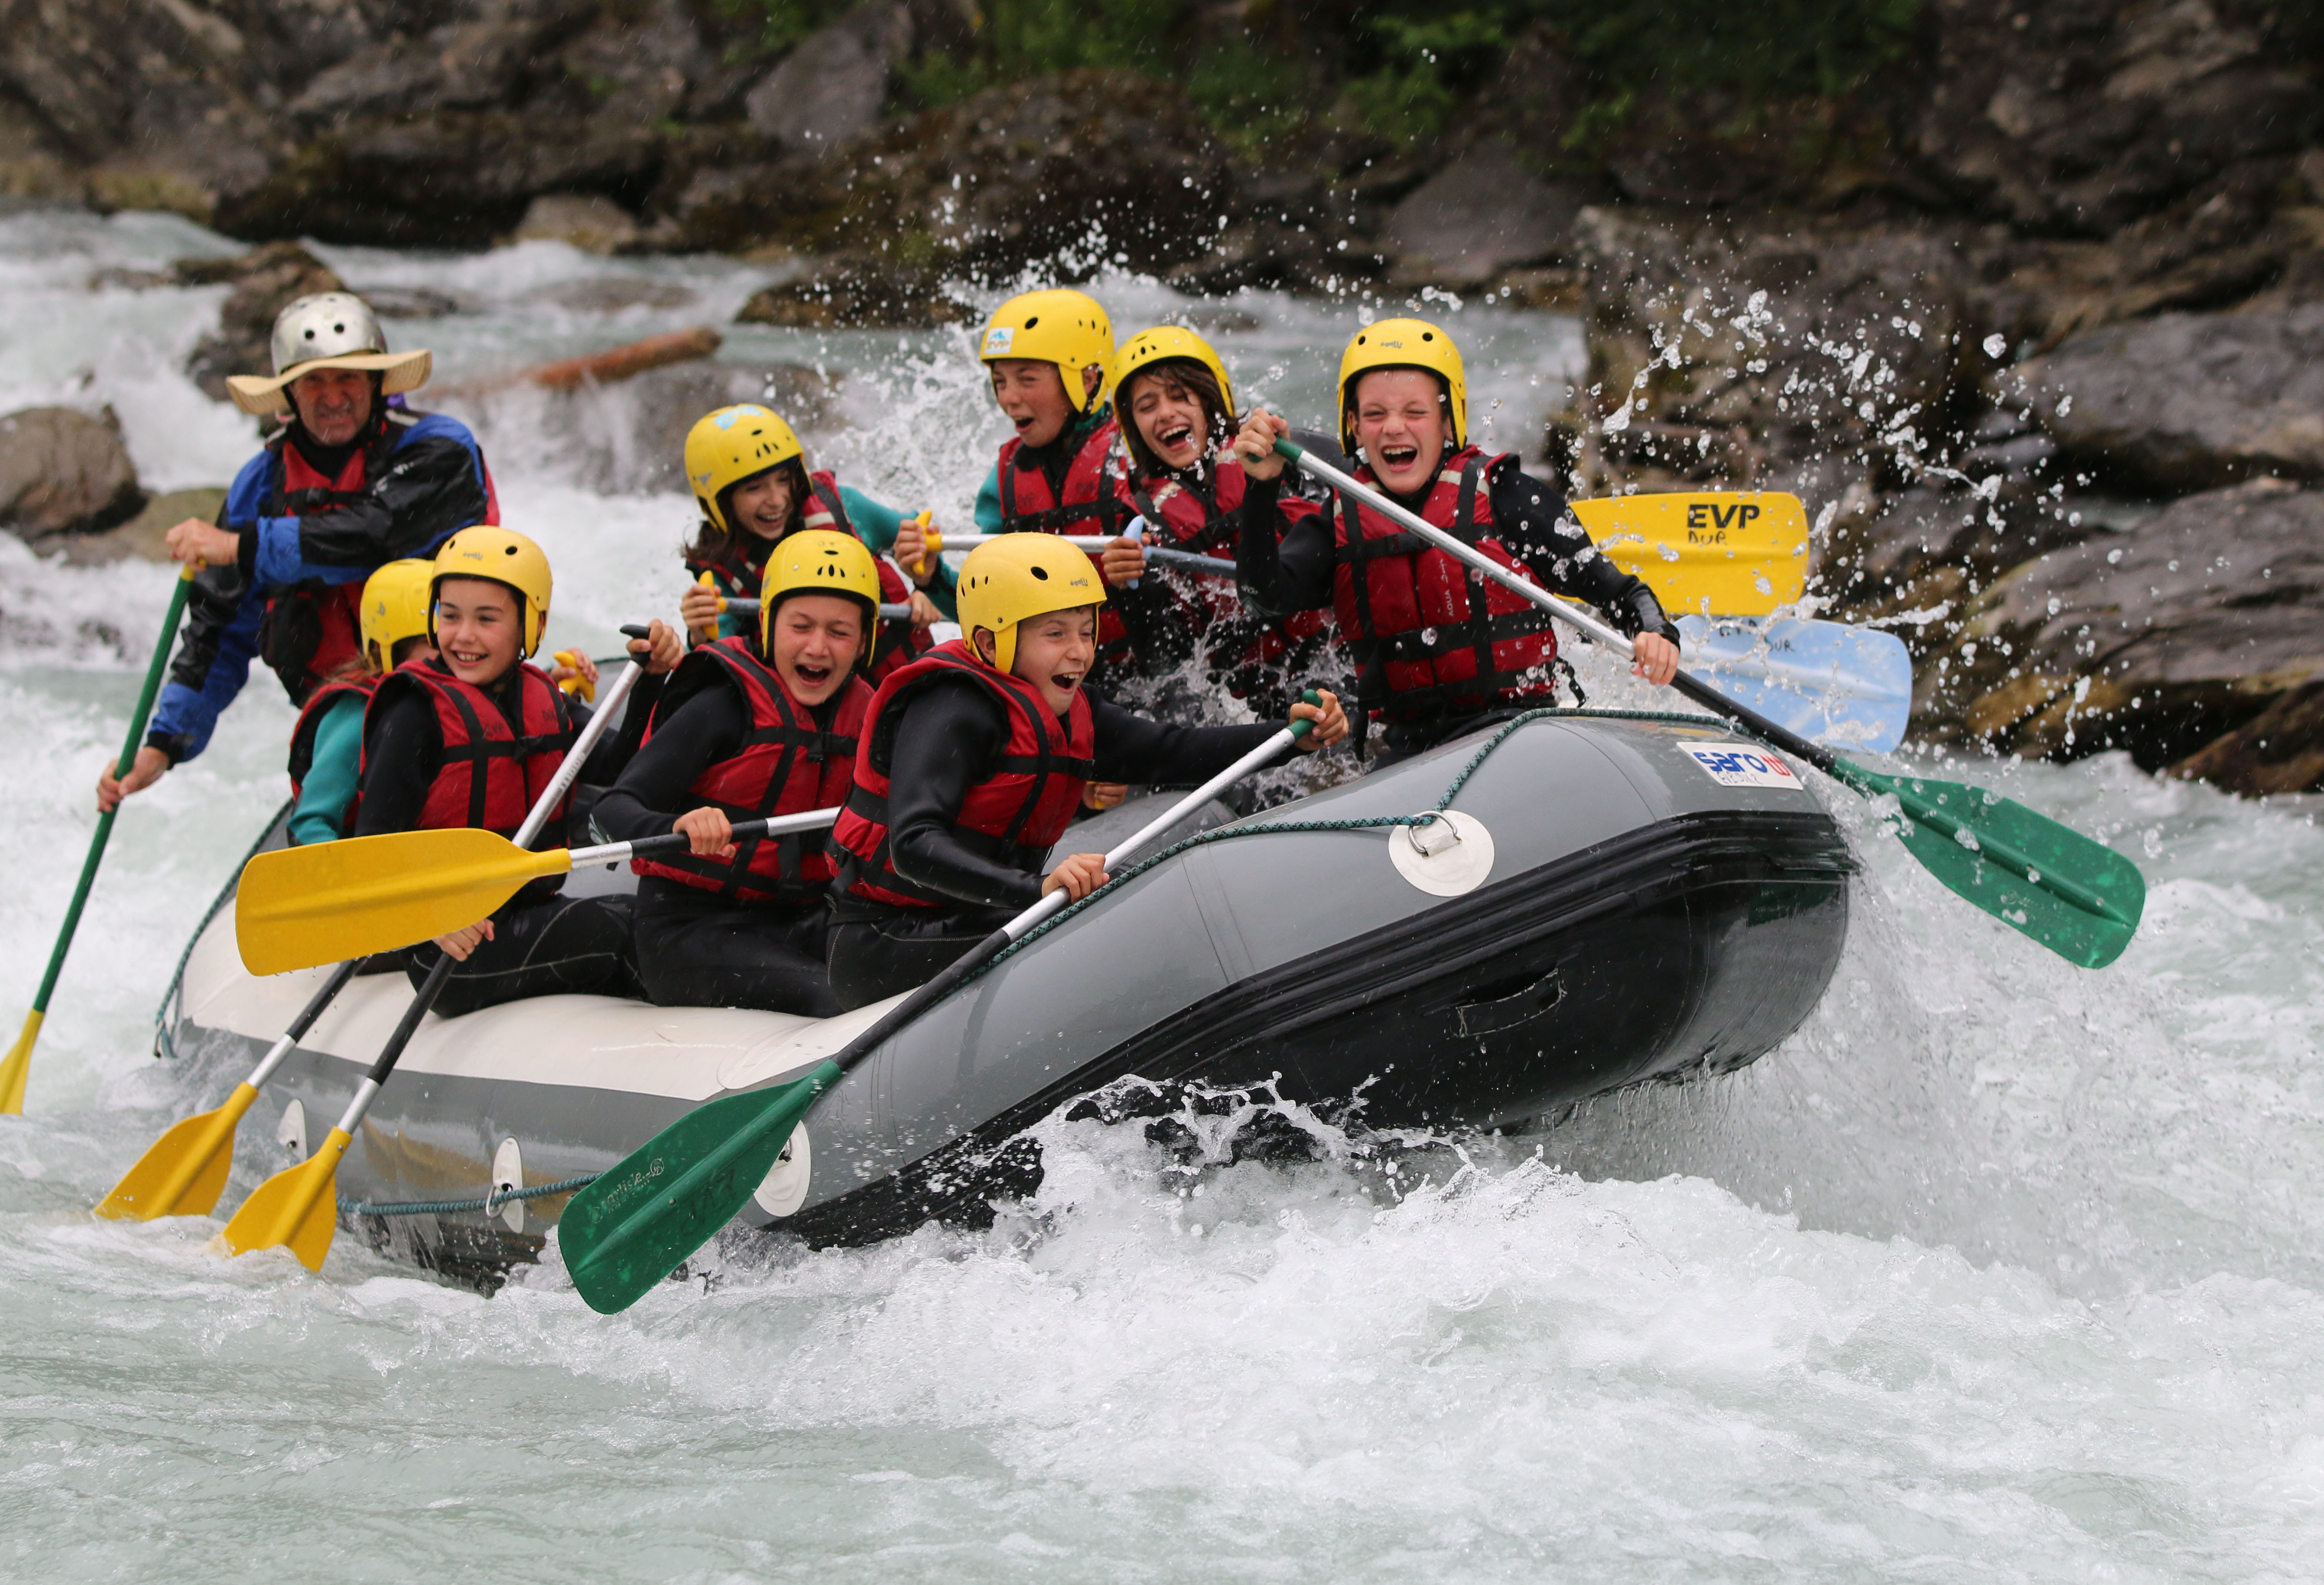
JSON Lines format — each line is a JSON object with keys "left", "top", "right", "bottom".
{"left": 161, "top": 710, "right": 1852, "bottom": 1287}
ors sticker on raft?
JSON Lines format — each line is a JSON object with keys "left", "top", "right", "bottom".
{"left": 983, "top": 326, "right": 1015, "bottom": 356}
{"left": 1681, "top": 742, "right": 1803, "bottom": 790}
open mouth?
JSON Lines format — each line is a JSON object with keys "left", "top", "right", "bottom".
{"left": 1049, "top": 670, "right": 1084, "bottom": 693}
{"left": 1011, "top": 413, "right": 1036, "bottom": 433}
{"left": 1157, "top": 421, "right": 1194, "bottom": 452}
{"left": 1380, "top": 442, "right": 1420, "bottom": 469}
{"left": 793, "top": 662, "right": 832, "bottom": 688}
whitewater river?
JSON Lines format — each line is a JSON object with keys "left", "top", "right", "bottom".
{"left": 2, "top": 209, "right": 2319, "bottom": 1581}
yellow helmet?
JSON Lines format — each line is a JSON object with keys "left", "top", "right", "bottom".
{"left": 978, "top": 289, "right": 1116, "bottom": 413}
{"left": 1338, "top": 317, "right": 1468, "bottom": 453}
{"left": 431, "top": 527, "right": 553, "bottom": 657}
{"left": 955, "top": 532, "right": 1106, "bottom": 674}
{"left": 358, "top": 558, "right": 436, "bottom": 673}
{"left": 684, "top": 405, "right": 804, "bottom": 533}
{"left": 760, "top": 529, "right": 881, "bottom": 658}
{"left": 1113, "top": 324, "right": 1237, "bottom": 436}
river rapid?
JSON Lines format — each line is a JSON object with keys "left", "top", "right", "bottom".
{"left": 1, "top": 210, "right": 2319, "bottom": 1582}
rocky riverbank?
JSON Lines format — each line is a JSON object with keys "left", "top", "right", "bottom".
{"left": 2, "top": 0, "right": 2318, "bottom": 791}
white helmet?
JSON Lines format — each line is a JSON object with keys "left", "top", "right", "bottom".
{"left": 225, "top": 292, "right": 433, "bottom": 417}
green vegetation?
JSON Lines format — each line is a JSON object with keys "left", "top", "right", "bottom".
{"left": 720, "top": 0, "right": 1927, "bottom": 152}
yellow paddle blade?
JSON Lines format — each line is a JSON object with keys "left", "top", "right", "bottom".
{"left": 215, "top": 1126, "right": 351, "bottom": 1270}
{"left": 1572, "top": 492, "right": 1810, "bottom": 617}
{"left": 0, "top": 1008, "right": 38, "bottom": 1115}
{"left": 95, "top": 1082, "right": 259, "bottom": 1221}
{"left": 235, "top": 828, "right": 569, "bottom": 976}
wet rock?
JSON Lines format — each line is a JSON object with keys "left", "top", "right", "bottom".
{"left": 358, "top": 285, "right": 467, "bottom": 319}
{"left": 0, "top": 406, "right": 143, "bottom": 541}
{"left": 1909, "top": 0, "right": 2323, "bottom": 233}
{"left": 179, "top": 241, "right": 346, "bottom": 404}
{"left": 2170, "top": 681, "right": 2324, "bottom": 796}
{"left": 2010, "top": 306, "right": 2324, "bottom": 494}
{"left": 744, "top": 2, "right": 912, "bottom": 158}
{"left": 58, "top": 487, "right": 227, "bottom": 567}
{"left": 285, "top": 2, "right": 589, "bottom": 126}
{"left": 736, "top": 252, "right": 968, "bottom": 328}
{"left": 510, "top": 193, "right": 641, "bottom": 254}
{"left": 1384, "top": 140, "right": 1577, "bottom": 287}
{"left": 1918, "top": 479, "right": 2324, "bottom": 767}
{"left": 550, "top": 0, "right": 715, "bottom": 127}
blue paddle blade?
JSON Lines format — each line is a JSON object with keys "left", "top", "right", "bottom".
{"left": 1676, "top": 616, "right": 1914, "bottom": 755}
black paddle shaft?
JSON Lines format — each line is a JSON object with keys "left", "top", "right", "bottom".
{"left": 286, "top": 960, "right": 361, "bottom": 1043}
{"left": 363, "top": 954, "right": 456, "bottom": 1088}
{"left": 613, "top": 817, "right": 784, "bottom": 865}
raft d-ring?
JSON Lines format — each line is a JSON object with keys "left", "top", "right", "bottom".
{"left": 1390, "top": 809, "right": 1495, "bottom": 896}
{"left": 490, "top": 1137, "right": 525, "bottom": 1233}
{"left": 752, "top": 1125, "right": 812, "bottom": 1219}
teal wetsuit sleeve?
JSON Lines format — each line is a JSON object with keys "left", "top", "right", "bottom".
{"left": 973, "top": 466, "right": 1003, "bottom": 534}
{"left": 841, "top": 484, "right": 959, "bottom": 618}
{"left": 288, "top": 693, "right": 367, "bottom": 846}
{"left": 717, "top": 608, "right": 751, "bottom": 640}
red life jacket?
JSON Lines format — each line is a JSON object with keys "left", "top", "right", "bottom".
{"left": 831, "top": 640, "right": 1096, "bottom": 909}
{"left": 257, "top": 412, "right": 500, "bottom": 705}
{"left": 1118, "top": 459, "right": 1334, "bottom": 691}
{"left": 1329, "top": 447, "right": 1559, "bottom": 721}
{"left": 630, "top": 637, "right": 871, "bottom": 905}
{"left": 996, "top": 417, "right": 1132, "bottom": 663}
{"left": 364, "top": 659, "right": 580, "bottom": 838}
{"left": 285, "top": 675, "right": 377, "bottom": 843}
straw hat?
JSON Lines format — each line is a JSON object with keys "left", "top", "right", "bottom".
{"left": 225, "top": 291, "right": 433, "bottom": 417}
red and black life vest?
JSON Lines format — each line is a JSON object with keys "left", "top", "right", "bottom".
{"left": 630, "top": 637, "right": 871, "bottom": 905}
{"left": 1118, "top": 459, "right": 1334, "bottom": 691}
{"left": 831, "top": 640, "right": 1096, "bottom": 909}
{"left": 996, "top": 418, "right": 1132, "bottom": 663}
{"left": 687, "top": 471, "right": 927, "bottom": 683}
{"left": 284, "top": 675, "right": 377, "bottom": 843}
{"left": 364, "top": 658, "right": 581, "bottom": 838}
{"left": 256, "top": 412, "right": 500, "bottom": 706}
{"left": 1329, "top": 447, "right": 1559, "bottom": 721}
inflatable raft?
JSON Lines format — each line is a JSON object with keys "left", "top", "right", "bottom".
{"left": 160, "top": 709, "right": 1853, "bottom": 1288}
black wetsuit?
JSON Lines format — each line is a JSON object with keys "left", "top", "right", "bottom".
{"left": 357, "top": 664, "right": 662, "bottom": 1018}
{"left": 1234, "top": 462, "right": 1678, "bottom": 762}
{"left": 593, "top": 681, "right": 849, "bottom": 1018}
{"left": 827, "top": 682, "right": 1287, "bottom": 1008}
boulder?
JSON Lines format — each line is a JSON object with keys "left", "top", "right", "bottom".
{"left": 285, "top": 2, "right": 590, "bottom": 126}
{"left": 2170, "top": 681, "right": 2324, "bottom": 796}
{"left": 511, "top": 193, "right": 641, "bottom": 253}
{"left": 1384, "top": 141, "right": 1576, "bottom": 287}
{"left": 58, "top": 487, "right": 227, "bottom": 567}
{"left": 736, "top": 252, "right": 968, "bottom": 328}
{"left": 2011, "top": 306, "right": 2324, "bottom": 494}
{"left": 1920, "top": 479, "right": 2324, "bottom": 767}
{"left": 744, "top": 3, "right": 912, "bottom": 157}
{"left": 0, "top": 406, "right": 143, "bottom": 541}
{"left": 1910, "top": 0, "right": 2322, "bottom": 232}
{"left": 179, "top": 241, "right": 347, "bottom": 404}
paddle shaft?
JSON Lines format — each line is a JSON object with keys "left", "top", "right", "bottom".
{"left": 3, "top": 565, "right": 197, "bottom": 1112}
{"left": 564, "top": 807, "right": 838, "bottom": 869}
{"left": 1277, "top": 441, "right": 2128, "bottom": 920}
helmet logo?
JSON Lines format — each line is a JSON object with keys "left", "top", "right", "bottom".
{"left": 982, "top": 327, "right": 1015, "bottom": 356}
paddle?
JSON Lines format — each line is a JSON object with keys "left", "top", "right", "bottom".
{"left": 1675, "top": 615, "right": 1913, "bottom": 756}
{"left": 1274, "top": 438, "right": 2144, "bottom": 969}
{"left": 558, "top": 699, "right": 1324, "bottom": 1315}
{"left": 2, "top": 564, "right": 198, "bottom": 1114}
{"left": 1569, "top": 492, "right": 1811, "bottom": 617}
{"left": 213, "top": 632, "right": 656, "bottom": 1267}
{"left": 99, "top": 630, "right": 660, "bottom": 1221}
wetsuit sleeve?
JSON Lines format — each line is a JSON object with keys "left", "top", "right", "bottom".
{"left": 1234, "top": 473, "right": 1336, "bottom": 618}
{"left": 353, "top": 686, "right": 442, "bottom": 836}
{"left": 286, "top": 693, "right": 366, "bottom": 846}
{"left": 973, "top": 464, "right": 1003, "bottom": 535}
{"left": 884, "top": 677, "right": 1046, "bottom": 910}
{"left": 590, "top": 683, "right": 749, "bottom": 845}
{"left": 574, "top": 668, "right": 666, "bottom": 786}
{"left": 252, "top": 434, "right": 490, "bottom": 584}
{"left": 840, "top": 485, "right": 958, "bottom": 617}
{"left": 1089, "top": 697, "right": 1282, "bottom": 785}
{"left": 146, "top": 454, "right": 277, "bottom": 763}
{"left": 1490, "top": 464, "right": 1678, "bottom": 642}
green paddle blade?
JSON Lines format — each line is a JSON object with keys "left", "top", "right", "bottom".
{"left": 559, "top": 1061, "right": 837, "bottom": 1315}
{"left": 1832, "top": 761, "right": 2146, "bottom": 968}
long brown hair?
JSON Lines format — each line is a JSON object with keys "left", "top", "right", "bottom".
{"left": 1117, "top": 358, "right": 1233, "bottom": 479}
{"left": 682, "top": 455, "right": 813, "bottom": 566}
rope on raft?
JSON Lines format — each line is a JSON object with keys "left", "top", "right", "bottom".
{"left": 973, "top": 706, "right": 1730, "bottom": 976}
{"left": 335, "top": 708, "right": 1729, "bottom": 1221}
{"left": 343, "top": 1172, "right": 601, "bottom": 1220}
{"left": 154, "top": 797, "right": 294, "bottom": 1058}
